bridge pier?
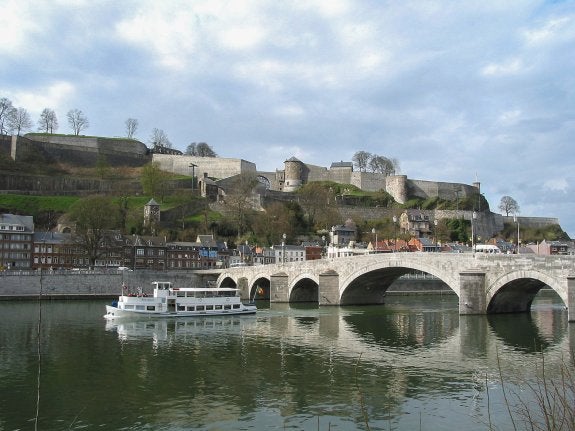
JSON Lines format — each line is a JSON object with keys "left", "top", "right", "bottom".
{"left": 459, "top": 270, "right": 487, "bottom": 315}
{"left": 319, "top": 270, "right": 340, "bottom": 306}
{"left": 270, "top": 272, "right": 289, "bottom": 303}
{"left": 568, "top": 276, "right": 575, "bottom": 322}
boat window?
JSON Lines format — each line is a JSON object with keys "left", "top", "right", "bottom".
{"left": 197, "top": 306, "right": 205, "bottom": 311}
{"left": 177, "top": 291, "right": 185, "bottom": 297}
{"left": 224, "top": 305, "right": 231, "bottom": 310}
{"left": 125, "top": 305, "right": 134, "bottom": 310}
{"left": 146, "top": 306, "right": 155, "bottom": 311}
{"left": 187, "top": 306, "right": 195, "bottom": 311}
{"left": 177, "top": 305, "right": 185, "bottom": 311}
{"left": 215, "top": 305, "right": 222, "bottom": 310}
{"left": 233, "top": 304, "right": 240, "bottom": 309}
{"left": 136, "top": 305, "right": 145, "bottom": 311}
{"left": 206, "top": 305, "right": 214, "bottom": 310}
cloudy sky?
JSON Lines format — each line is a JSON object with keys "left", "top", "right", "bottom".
{"left": 2, "top": 0, "right": 574, "bottom": 237}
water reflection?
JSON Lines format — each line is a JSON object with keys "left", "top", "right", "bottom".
{"left": 0, "top": 294, "right": 571, "bottom": 431}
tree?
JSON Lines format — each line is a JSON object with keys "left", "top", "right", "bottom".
{"left": 297, "top": 182, "right": 339, "bottom": 230}
{"left": 68, "top": 195, "right": 120, "bottom": 267}
{"left": 186, "top": 142, "right": 217, "bottom": 157}
{"left": 224, "top": 172, "right": 259, "bottom": 237}
{"left": 498, "top": 196, "right": 520, "bottom": 216}
{"left": 37, "top": 108, "right": 58, "bottom": 133}
{"left": 149, "top": 128, "right": 171, "bottom": 149}
{"left": 0, "top": 97, "right": 15, "bottom": 134}
{"left": 67, "top": 109, "right": 89, "bottom": 135}
{"left": 8, "top": 107, "right": 32, "bottom": 136}
{"left": 125, "top": 118, "right": 138, "bottom": 139}
{"left": 352, "top": 151, "right": 371, "bottom": 172}
{"left": 369, "top": 155, "right": 398, "bottom": 175}
{"left": 141, "top": 162, "right": 168, "bottom": 199}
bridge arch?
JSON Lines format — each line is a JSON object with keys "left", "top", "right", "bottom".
{"left": 486, "top": 270, "right": 567, "bottom": 313}
{"left": 338, "top": 258, "right": 460, "bottom": 305}
{"left": 288, "top": 273, "right": 319, "bottom": 303}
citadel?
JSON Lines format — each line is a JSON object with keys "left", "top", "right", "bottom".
{"left": 1, "top": 133, "right": 481, "bottom": 205}
{"left": 0, "top": 133, "right": 561, "bottom": 241}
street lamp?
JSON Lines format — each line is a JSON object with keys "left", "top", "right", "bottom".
{"left": 434, "top": 219, "right": 438, "bottom": 252}
{"left": 371, "top": 228, "right": 377, "bottom": 253}
{"left": 471, "top": 211, "right": 477, "bottom": 255}
{"left": 514, "top": 214, "right": 520, "bottom": 254}
{"left": 392, "top": 215, "right": 397, "bottom": 252}
{"left": 282, "top": 233, "right": 286, "bottom": 264}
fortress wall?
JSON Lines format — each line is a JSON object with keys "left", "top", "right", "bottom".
{"left": 15, "top": 135, "right": 149, "bottom": 167}
{"left": 350, "top": 172, "right": 386, "bottom": 192}
{"left": 503, "top": 216, "right": 560, "bottom": 229}
{"left": 386, "top": 175, "right": 408, "bottom": 203}
{"left": 305, "top": 164, "right": 331, "bottom": 182}
{"left": 0, "top": 173, "right": 143, "bottom": 194}
{"left": 153, "top": 154, "right": 256, "bottom": 179}
{"left": 325, "top": 167, "right": 352, "bottom": 185}
{"left": 0, "top": 135, "right": 12, "bottom": 156}
{"left": 408, "top": 179, "right": 479, "bottom": 201}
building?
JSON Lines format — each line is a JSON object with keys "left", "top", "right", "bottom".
{"left": 33, "top": 232, "right": 77, "bottom": 269}
{"left": 270, "top": 244, "right": 306, "bottom": 263}
{"left": 0, "top": 214, "right": 34, "bottom": 269}
{"left": 330, "top": 224, "right": 357, "bottom": 247}
{"left": 399, "top": 210, "right": 432, "bottom": 238}
{"left": 527, "top": 239, "right": 571, "bottom": 256}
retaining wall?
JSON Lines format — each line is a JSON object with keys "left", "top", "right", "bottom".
{"left": 0, "top": 270, "right": 207, "bottom": 299}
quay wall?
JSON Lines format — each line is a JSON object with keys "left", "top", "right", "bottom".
{"left": 0, "top": 270, "right": 206, "bottom": 299}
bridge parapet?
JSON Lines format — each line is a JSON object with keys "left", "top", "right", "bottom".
{"left": 216, "top": 254, "right": 575, "bottom": 319}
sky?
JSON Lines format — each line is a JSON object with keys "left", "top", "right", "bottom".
{"left": 1, "top": 0, "right": 574, "bottom": 237}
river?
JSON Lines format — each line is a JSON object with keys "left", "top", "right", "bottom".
{"left": 0, "top": 290, "right": 572, "bottom": 430}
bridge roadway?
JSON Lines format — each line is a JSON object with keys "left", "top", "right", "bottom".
{"left": 213, "top": 253, "right": 575, "bottom": 321}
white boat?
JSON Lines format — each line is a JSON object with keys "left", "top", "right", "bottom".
{"left": 104, "top": 281, "right": 257, "bottom": 319}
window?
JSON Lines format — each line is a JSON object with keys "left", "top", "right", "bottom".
{"left": 136, "top": 248, "right": 145, "bottom": 256}
{"left": 146, "top": 306, "right": 155, "bottom": 311}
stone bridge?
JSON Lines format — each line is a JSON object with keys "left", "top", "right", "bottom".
{"left": 216, "top": 253, "right": 575, "bottom": 321}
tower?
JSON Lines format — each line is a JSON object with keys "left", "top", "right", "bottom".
{"left": 144, "top": 198, "right": 160, "bottom": 228}
{"left": 283, "top": 157, "right": 304, "bottom": 192}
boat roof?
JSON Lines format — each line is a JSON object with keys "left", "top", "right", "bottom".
{"left": 151, "top": 281, "right": 238, "bottom": 291}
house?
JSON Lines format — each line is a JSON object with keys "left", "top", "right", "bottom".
{"left": 330, "top": 222, "right": 357, "bottom": 247}
{"left": 399, "top": 210, "right": 432, "bottom": 238}
{"left": 408, "top": 237, "right": 441, "bottom": 252}
{"left": 526, "top": 239, "right": 570, "bottom": 255}
{"left": 0, "top": 214, "right": 34, "bottom": 269}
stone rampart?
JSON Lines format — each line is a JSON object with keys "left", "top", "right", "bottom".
{"left": 350, "top": 172, "right": 385, "bottom": 192}
{"left": 0, "top": 172, "right": 142, "bottom": 195}
{"left": 16, "top": 134, "right": 150, "bottom": 167}
{"left": 153, "top": 154, "right": 256, "bottom": 179}
{"left": 409, "top": 179, "right": 479, "bottom": 201}
{"left": 502, "top": 215, "right": 560, "bottom": 228}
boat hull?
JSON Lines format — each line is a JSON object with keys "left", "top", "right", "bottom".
{"left": 104, "top": 304, "right": 257, "bottom": 320}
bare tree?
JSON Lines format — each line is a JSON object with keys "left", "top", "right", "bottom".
{"left": 8, "top": 107, "right": 32, "bottom": 136}
{"left": 37, "top": 108, "right": 58, "bottom": 133}
{"left": 0, "top": 97, "right": 15, "bottom": 135}
{"left": 125, "top": 118, "right": 138, "bottom": 139}
{"left": 224, "top": 173, "right": 259, "bottom": 237}
{"left": 67, "top": 109, "right": 89, "bottom": 135}
{"left": 150, "top": 128, "right": 172, "bottom": 149}
{"left": 186, "top": 142, "right": 217, "bottom": 157}
{"left": 498, "top": 196, "right": 520, "bottom": 216}
{"left": 369, "top": 155, "right": 397, "bottom": 175}
{"left": 352, "top": 151, "right": 371, "bottom": 172}
{"left": 68, "top": 195, "right": 121, "bottom": 267}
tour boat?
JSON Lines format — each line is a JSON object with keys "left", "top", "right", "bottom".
{"left": 104, "top": 281, "right": 257, "bottom": 319}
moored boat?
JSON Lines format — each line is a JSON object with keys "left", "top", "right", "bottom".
{"left": 104, "top": 281, "right": 257, "bottom": 319}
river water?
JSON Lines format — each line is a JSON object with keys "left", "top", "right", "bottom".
{"left": 0, "top": 290, "right": 572, "bottom": 431}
